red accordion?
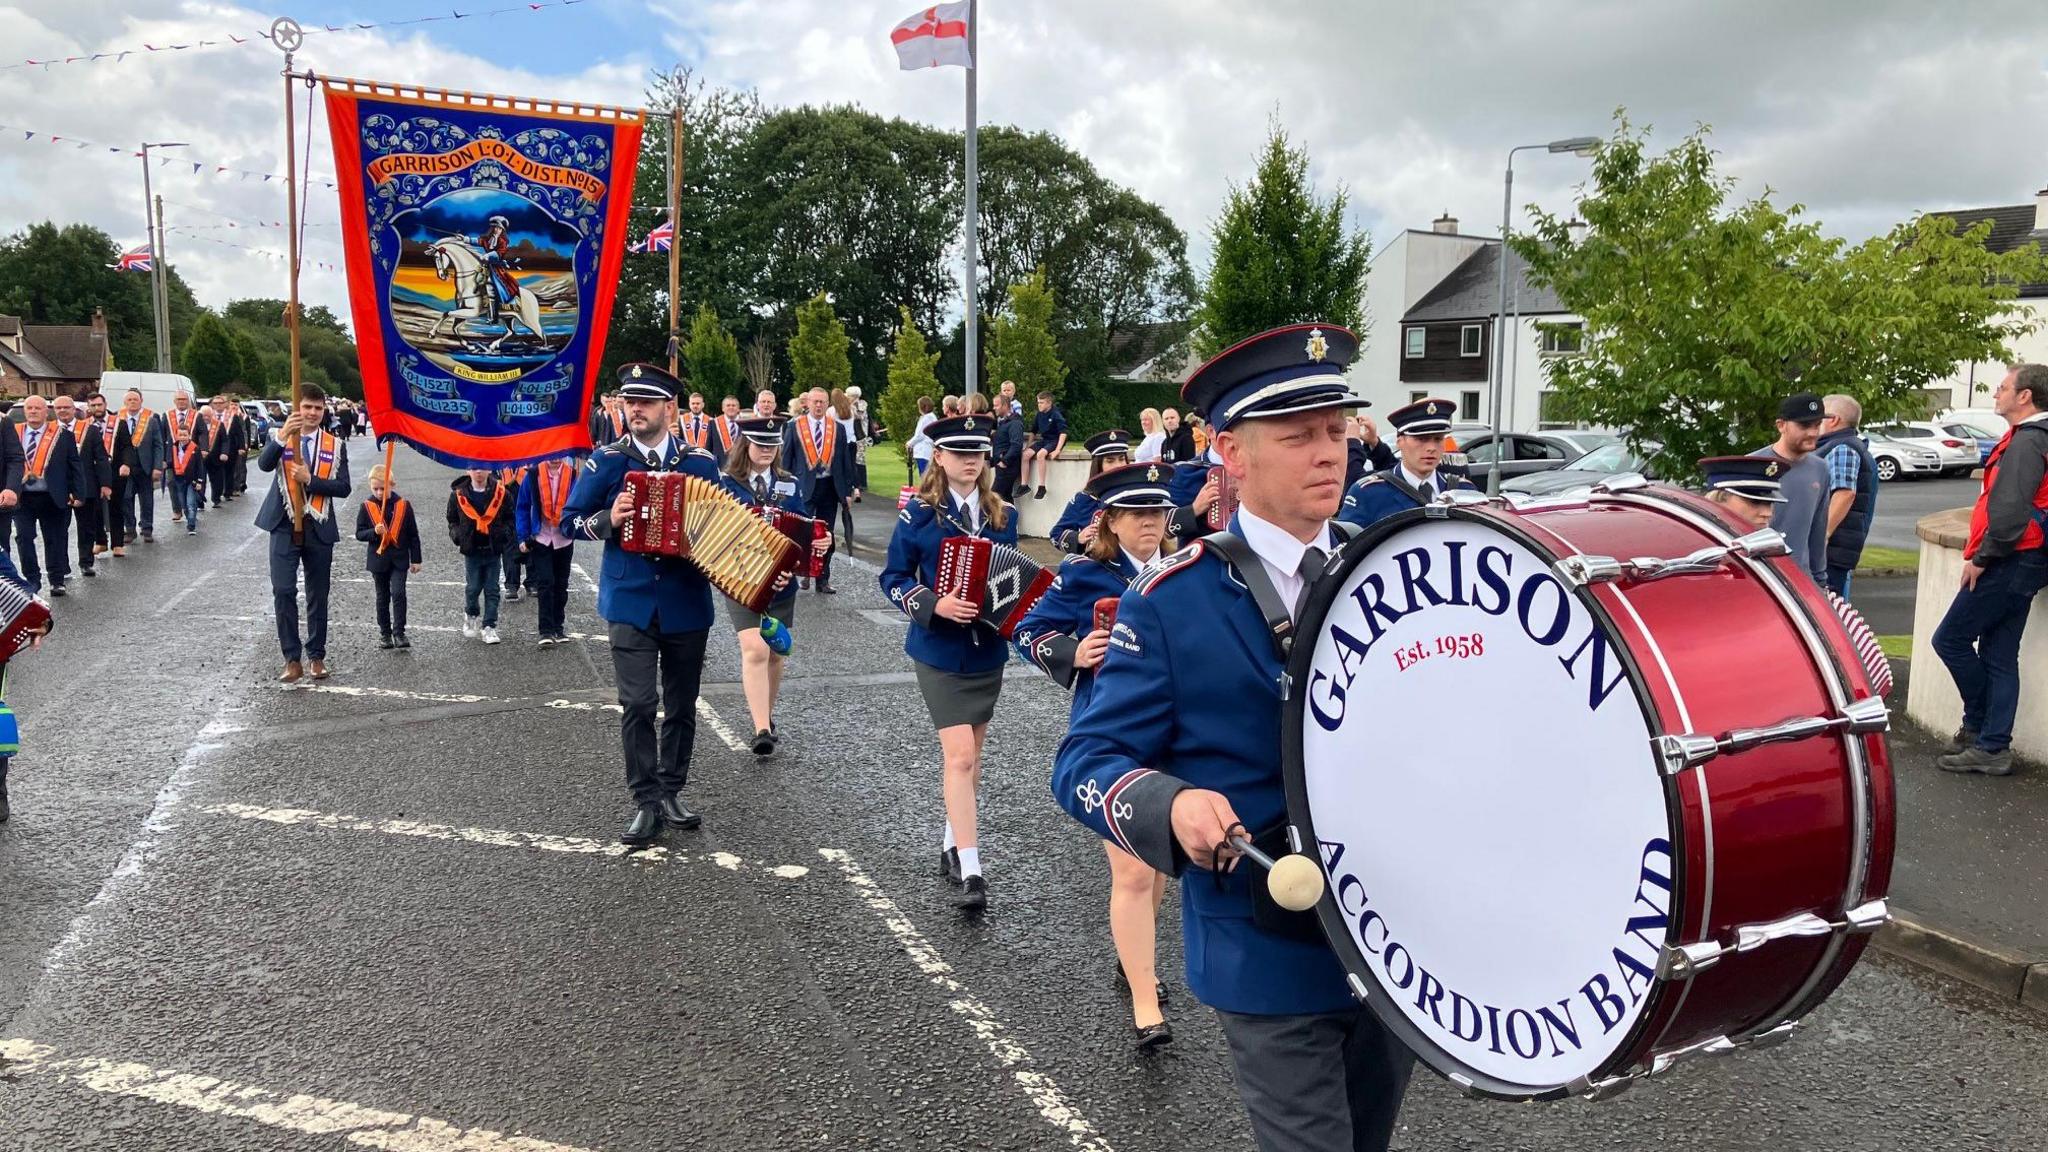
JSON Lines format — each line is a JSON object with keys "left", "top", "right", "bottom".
{"left": 769, "top": 509, "right": 830, "bottom": 580}
{"left": 935, "top": 536, "right": 1054, "bottom": 639}
{"left": 618, "top": 470, "right": 805, "bottom": 613}
{"left": 621, "top": 470, "right": 692, "bottom": 558}
{"left": 1092, "top": 596, "right": 1119, "bottom": 635}
{"left": 1203, "top": 465, "right": 1240, "bottom": 532}
{"left": 0, "top": 578, "right": 52, "bottom": 664}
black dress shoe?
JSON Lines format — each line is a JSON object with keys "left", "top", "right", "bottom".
{"left": 49, "top": 585, "right": 66, "bottom": 597}
{"left": 378, "top": 633, "right": 394, "bottom": 650}
{"left": 751, "top": 728, "right": 775, "bottom": 756}
{"left": 954, "top": 874, "right": 987, "bottom": 911}
{"left": 815, "top": 582, "right": 837, "bottom": 595}
{"left": 1114, "top": 962, "right": 1170, "bottom": 1007}
{"left": 393, "top": 633, "right": 411, "bottom": 649}
{"left": 0, "top": 779, "right": 10, "bottom": 823}
{"left": 621, "top": 806, "right": 663, "bottom": 845}
{"left": 1133, "top": 1021, "right": 1173, "bottom": 1050}
{"left": 81, "top": 567, "right": 96, "bottom": 578}
{"left": 938, "top": 847, "right": 962, "bottom": 886}
{"left": 657, "top": 794, "right": 702, "bottom": 830}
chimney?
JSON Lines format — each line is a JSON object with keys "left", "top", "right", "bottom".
{"left": 2036, "top": 186, "right": 2048, "bottom": 233}
{"left": 1431, "top": 212, "right": 1459, "bottom": 234}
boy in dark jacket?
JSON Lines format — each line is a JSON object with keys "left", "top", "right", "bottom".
{"left": 447, "top": 467, "right": 515, "bottom": 644}
{"left": 356, "top": 463, "right": 423, "bottom": 649}
{"left": 169, "top": 426, "right": 208, "bottom": 535}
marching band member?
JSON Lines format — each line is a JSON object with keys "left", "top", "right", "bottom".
{"left": 498, "top": 465, "right": 531, "bottom": 602}
{"left": 1046, "top": 429, "right": 1132, "bottom": 554}
{"left": 165, "top": 389, "right": 210, "bottom": 526}
{"left": 448, "top": 466, "right": 516, "bottom": 645}
{"left": 1014, "top": 461, "right": 1177, "bottom": 1048}
{"left": 168, "top": 420, "right": 207, "bottom": 535}
{"left": 710, "top": 396, "right": 744, "bottom": 459}
{"left": 0, "top": 547, "right": 51, "bottom": 823}
{"left": 53, "top": 396, "right": 108, "bottom": 580}
{"left": 355, "top": 463, "right": 423, "bottom": 650}
{"left": 206, "top": 394, "right": 243, "bottom": 509}
{"left": 679, "top": 392, "right": 713, "bottom": 454}
{"left": 257, "top": 383, "right": 351, "bottom": 683}
{"left": 1336, "top": 397, "right": 1473, "bottom": 530}
{"left": 1055, "top": 324, "right": 1413, "bottom": 1151}
{"left": 517, "top": 454, "right": 583, "bottom": 647}
{"left": 562, "top": 363, "right": 725, "bottom": 845}
{"left": 718, "top": 415, "right": 828, "bottom": 754}
{"left": 881, "top": 413, "right": 1015, "bottom": 912}
{"left": 1164, "top": 441, "right": 1224, "bottom": 544}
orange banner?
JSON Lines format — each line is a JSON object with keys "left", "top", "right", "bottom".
{"left": 367, "top": 139, "right": 604, "bottom": 200}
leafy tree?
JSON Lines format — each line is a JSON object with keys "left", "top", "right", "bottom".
{"left": 0, "top": 220, "right": 196, "bottom": 372}
{"left": 788, "top": 291, "right": 851, "bottom": 395}
{"left": 683, "top": 303, "right": 745, "bottom": 400}
{"left": 1516, "top": 116, "right": 2048, "bottom": 478}
{"left": 229, "top": 328, "right": 270, "bottom": 394}
{"left": 180, "top": 312, "right": 240, "bottom": 395}
{"left": 215, "top": 296, "right": 362, "bottom": 399}
{"left": 880, "top": 306, "right": 944, "bottom": 456}
{"left": 1193, "top": 122, "right": 1370, "bottom": 357}
{"left": 986, "top": 269, "right": 1067, "bottom": 405}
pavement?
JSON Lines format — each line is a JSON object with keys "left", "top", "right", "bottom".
{"left": 3, "top": 444, "right": 2046, "bottom": 1152}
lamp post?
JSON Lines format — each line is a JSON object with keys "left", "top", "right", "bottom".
{"left": 139, "top": 141, "right": 188, "bottom": 372}
{"left": 1486, "top": 135, "right": 1599, "bottom": 493}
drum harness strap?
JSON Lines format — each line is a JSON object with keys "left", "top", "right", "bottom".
{"left": 1203, "top": 520, "right": 1361, "bottom": 663}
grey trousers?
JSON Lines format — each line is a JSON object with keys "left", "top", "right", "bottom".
{"left": 1214, "top": 1007, "right": 1415, "bottom": 1152}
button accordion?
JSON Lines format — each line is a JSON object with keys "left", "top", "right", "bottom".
{"left": 619, "top": 471, "right": 806, "bottom": 612}
{"left": 935, "top": 536, "right": 1054, "bottom": 639}
{"left": 769, "top": 509, "right": 830, "bottom": 580}
{"left": 0, "top": 578, "right": 53, "bottom": 664}
{"left": 1204, "top": 464, "right": 1241, "bottom": 532}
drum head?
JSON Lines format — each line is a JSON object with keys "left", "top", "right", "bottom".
{"left": 1285, "top": 509, "right": 1678, "bottom": 1099}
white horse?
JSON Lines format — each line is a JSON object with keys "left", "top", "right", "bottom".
{"left": 427, "top": 237, "right": 546, "bottom": 353}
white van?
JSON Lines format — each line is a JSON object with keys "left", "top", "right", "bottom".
{"left": 100, "top": 370, "right": 197, "bottom": 415}
{"left": 1939, "top": 408, "right": 2009, "bottom": 438}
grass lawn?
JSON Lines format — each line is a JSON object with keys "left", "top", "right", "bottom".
{"left": 1877, "top": 635, "right": 1913, "bottom": 659}
{"left": 867, "top": 440, "right": 914, "bottom": 489}
{"left": 1855, "top": 545, "right": 1919, "bottom": 574}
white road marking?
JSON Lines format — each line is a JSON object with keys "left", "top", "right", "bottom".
{"left": 152, "top": 571, "right": 212, "bottom": 617}
{"left": 286, "top": 684, "right": 507, "bottom": 704}
{"left": 569, "top": 560, "right": 599, "bottom": 596}
{"left": 198, "top": 803, "right": 810, "bottom": 879}
{"left": 191, "top": 615, "right": 609, "bottom": 644}
{"left": 695, "top": 698, "right": 748, "bottom": 751}
{"left": 818, "top": 849, "right": 1115, "bottom": 1152}
{"left": 0, "top": 1038, "right": 600, "bottom": 1152}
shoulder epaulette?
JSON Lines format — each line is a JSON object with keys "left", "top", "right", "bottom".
{"left": 1359, "top": 474, "right": 1387, "bottom": 486}
{"left": 1134, "top": 541, "right": 1205, "bottom": 595}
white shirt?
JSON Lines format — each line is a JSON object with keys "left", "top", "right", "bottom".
{"left": 910, "top": 412, "right": 937, "bottom": 461}
{"left": 1122, "top": 547, "right": 1161, "bottom": 578}
{"left": 1400, "top": 465, "right": 1440, "bottom": 494}
{"left": 632, "top": 434, "right": 674, "bottom": 465}
{"left": 950, "top": 485, "right": 982, "bottom": 531}
{"left": 1234, "top": 504, "right": 1336, "bottom": 618}
{"left": 1134, "top": 431, "right": 1165, "bottom": 463}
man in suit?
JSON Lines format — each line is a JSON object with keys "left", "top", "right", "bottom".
{"left": 165, "top": 389, "right": 211, "bottom": 526}
{"left": 116, "top": 387, "right": 169, "bottom": 543}
{"left": 205, "top": 394, "right": 244, "bottom": 508}
{"left": 88, "top": 392, "right": 136, "bottom": 557}
{"left": 256, "top": 383, "right": 352, "bottom": 682}
{"left": 783, "top": 386, "right": 855, "bottom": 594}
{"left": 53, "top": 394, "right": 110, "bottom": 579}
{"left": 0, "top": 400, "right": 21, "bottom": 562}
{"left": 709, "top": 395, "right": 744, "bottom": 460}
{"left": 13, "top": 396, "right": 86, "bottom": 596}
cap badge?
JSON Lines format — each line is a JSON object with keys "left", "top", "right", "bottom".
{"left": 964, "top": 417, "right": 977, "bottom": 431}
{"left": 1764, "top": 461, "right": 1780, "bottom": 477}
{"left": 1146, "top": 465, "right": 1161, "bottom": 482}
{"left": 1305, "top": 328, "right": 1328, "bottom": 363}
{"left": 630, "top": 366, "right": 642, "bottom": 378}
{"left": 1428, "top": 402, "right": 1442, "bottom": 417}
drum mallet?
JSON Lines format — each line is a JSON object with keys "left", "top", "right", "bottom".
{"left": 1227, "top": 835, "right": 1327, "bottom": 912}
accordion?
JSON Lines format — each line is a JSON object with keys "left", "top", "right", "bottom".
{"left": 1203, "top": 465, "right": 1241, "bottom": 532}
{"left": 0, "top": 578, "right": 52, "bottom": 664}
{"left": 620, "top": 471, "right": 806, "bottom": 612}
{"left": 935, "top": 536, "right": 1054, "bottom": 639}
{"left": 769, "top": 509, "right": 830, "bottom": 580}
{"left": 1092, "top": 596, "right": 1120, "bottom": 635}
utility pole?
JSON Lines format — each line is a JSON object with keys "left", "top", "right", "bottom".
{"left": 154, "top": 195, "right": 172, "bottom": 371}
{"left": 137, "top": 141, "right": 188, "bottom": 371}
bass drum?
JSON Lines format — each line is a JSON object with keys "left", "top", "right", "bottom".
{"left": 1282, "top": 481, "right": 1893, "bottom": 1101}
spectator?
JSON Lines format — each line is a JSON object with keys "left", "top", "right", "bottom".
{"left": 997, "top": 378, "right": 1018, "bottom": 417}
{"left": 1134, "top": 408, "right": 1165, "bottom": 462}
{"left": 1189, "top": 414, "right": 1211, "bottom": 459}
{"left": 844, "top": 386, "right": 872, "bottom": 502}
{"left": 1023, "top": 391, "right": 1068, "bottom": 500}
{"left": 1749, "top": 392, "right": 1829, "bottom": 584}
{"left": 993, "top": 397, "right": 1025, "bottom": 497}
{"left": 942, "top": 394, "right": 962, "bottom": 417}
{"left": 964, "top": 392, "right": 992, "bottom": 415}
{"left": 909, "top": 395, "right": 937, "bottom": 480}
{"left": 1157, "top": 407, "right": 1194, "bottom": 464}
{"left": 1932, "top": 363, "right": 2048, "bottom": 777}
{"left": 1817, "top": 394, "right": 1878, "bottom": 597}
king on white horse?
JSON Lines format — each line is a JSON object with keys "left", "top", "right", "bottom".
{"left": 428, "top": 235, "right": 546, "bottom": 353}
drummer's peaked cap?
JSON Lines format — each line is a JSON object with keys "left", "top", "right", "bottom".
{"left": 615, "top": 362, "right": 679, "bottom": 401}
{"left": 1698, "top": 455, "right": 1787, "bottom": 502}
{"left": 1388, "top": 398, "right": 1457, "bottom": 437}
{"left": 926, "top": 414, "right": 994, "bottom": 454}
{"left": 736, "top": 415, "right": 787, "bottom": 446}
{"left": 1085, "top": 461, "right": 1178, "bottom": 509}
{"left": 1182, "top": 322, "right": 1363, "bottom": 432}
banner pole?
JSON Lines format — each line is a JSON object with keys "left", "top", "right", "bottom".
{"left": 668, "top": 99, "right": 683, "bottom": 376}
{"left": 962, "top": 0, "right": 979, "bottom": 397}
{"left": 271, "top": 18, "right": 308, "bottom": 542}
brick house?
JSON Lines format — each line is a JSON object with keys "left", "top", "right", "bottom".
{"left": 0, "top": 308, "right": 113, "bottom": 399}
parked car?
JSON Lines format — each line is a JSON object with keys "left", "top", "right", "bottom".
{"left": 1867, "top": 421, "right": 1978, "bottom": 475}
{"left": 1865, "top": 430, "right": 1942, "bottom": 482}
{"left": 1542, "top": 430, "right": 1622, "bottom": 457}
{"left": 1502, "top": 440, "right": 1662, "bottom": 497}
{"left": 1941, "top": 422, "right": 2000, "bottom": 466}
{"left": 1940, "top": 408, "right": 2009, "bottom": 438}
{"left": 1453, "top": 431, "right": 1580, "bottom": 487}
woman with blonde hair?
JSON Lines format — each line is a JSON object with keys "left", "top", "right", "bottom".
{"left": 1134, "top": 408, "right": 1164, "bottom": 462}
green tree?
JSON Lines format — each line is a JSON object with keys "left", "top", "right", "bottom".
{"left": 180, "top": 312, "right": 240, "bottom": 395}
{"left": 880, "top": 306, "right": 944, "bottom": 460}
{"left": 788, "top": 291, "right": 852, "bottom": 395}
{"left": 228, "top": 328, "right": 270, "bottom": 394}
{"left": 1515, "top": 115, "right": 2048, "bottom": 478}
{"left": 683, "top": 303, "right": 745, "bottom": 400}
{"left": 0, "top": 220, "right": 197, "bottom": 371}
{"left": 1193, "top": 122, "right": 1371, "bottom": 358}
{"left": 986, "top": 269, "right": 1067, "bottom": 406}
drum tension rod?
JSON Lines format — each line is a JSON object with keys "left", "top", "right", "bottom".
{"left": 1570, "top": 1018, "right": 1807, "bottom": 1099}
{"left": 1652, "top": 696, "right": 1890, "bottom": 776}
{"left": 1553, "top": 529, "right": 1789, "bottom": 587}
{"left": 1658, "top": 900, "right": 1891, "bottom": 979}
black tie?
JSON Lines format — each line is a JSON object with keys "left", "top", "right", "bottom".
{"left": 1294, "top": 545, "right": 1329, "bottom": 621}
{"left": 754, "top": 476, "right": 769, "bottom": 502}
{"left": 646, "top": 449, "right": 661, "bottom": 469}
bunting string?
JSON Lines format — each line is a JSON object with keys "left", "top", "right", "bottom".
{"left": 0, "top": 123, "right": 339, "bottom": 188}
{"left": 165, "top": 227, "right": 341, "bottom": 273}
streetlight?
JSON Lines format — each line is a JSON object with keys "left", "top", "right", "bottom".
{"left": 139, "top": 141, "right": 189, "bottom": 372}
{"left": 1486, "top": 135, "right": 1600, "bottom": 493}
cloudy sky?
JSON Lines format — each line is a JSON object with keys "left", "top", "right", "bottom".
{"left": 4, "top": 0, "right": 2045, "bottom": 330}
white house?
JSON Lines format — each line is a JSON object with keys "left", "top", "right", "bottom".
{"left": 1925, "top": 185, "right": 2048, "bottom": 413}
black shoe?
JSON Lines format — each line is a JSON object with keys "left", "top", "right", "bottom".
{"left": 657, "top": 794, "right": 702, "bottom": 830}
{"left": 81, "top": 567, "right": 95, "bottom": 578}
{"left": 378, "top": 633, "right": 394, "bottom": 650}
{"left": 393, "top": 633, "right": 411, "bottom": 649}
{"left": 1035, "top": 485, "right": 1047, "bottom": 499}
{"left": 751, "top": 728, "right": 776, "bottom": 756}
{"left": 1133, "top": 1021, "right": 1174, "bottom": 1050}
{"left": 1114, "top": 962, "right": 1170, "bottom": 1007}
{"left": 938, "top": 847, "right": 962, "bottom": 886}
{"left": 621, "top": 806, "right": 663, "bottom": 845}
{"left": 954, "top": 874, "right": 987, "bottom": 911}
{"left": 0, "top": 778, "right": 10, "bottom": 823}
{"left": 504, "top": 588, "right": 522, "bottom": 602}
{"left": 49, "top": 584, "right": 66, "bottom": 597}
{"left": 815, "top": 582, "right": 837, "bottom": 595}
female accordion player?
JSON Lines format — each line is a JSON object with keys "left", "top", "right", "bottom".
{"left": 718, "top": 416, "right": 829, "bottom": 756}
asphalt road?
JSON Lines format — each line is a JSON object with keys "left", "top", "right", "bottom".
{"left": 3, "top": 444, "right": 2044, "bottom": 1152}
{"left": 1864, "top": 474, "right": 1976, "bottom": 553}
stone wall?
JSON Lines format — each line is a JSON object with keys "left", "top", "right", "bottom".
{"left": 1907, "top": 507, "right": 2048, "bottom": 758}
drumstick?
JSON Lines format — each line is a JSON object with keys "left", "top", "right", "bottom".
{"left": 1227, "top": 835, "right": 1326, "bottom": 912}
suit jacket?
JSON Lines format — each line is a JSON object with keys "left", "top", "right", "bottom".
{"left": 14, "top": 423, "right": 85, "bottom": 507}
{"left": 100, "top": 419, "right": 142, "bottom": 486}
{"left": 783, "top": 414, "right": 856, "bottom": 503}
{"left": 119, "top": 410, "right": 170, "bottom": 473}
{"left": 254, "top": 429, "right": 352, "bottom": 546}
{"left": 209, "top": 413, "right": 245, "bottom": 462}
{"left": 69, "top": 419, "right": 113, "bottom": 492}
{"left": 0, "top": 415, "right": 24, "bottom": 498}
{"left": 708, "top": 414, "right": 743, "bottom": 461}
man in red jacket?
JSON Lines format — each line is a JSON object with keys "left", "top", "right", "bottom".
{"left": 1933, "top": 363, "right": 2048, "bottom": 776}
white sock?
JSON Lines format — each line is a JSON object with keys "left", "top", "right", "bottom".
{"left": 957, "top": 846, "right": 982, "bottom": 878}
{"left": 942, "top": 821, "right": 956, "bottom": 851}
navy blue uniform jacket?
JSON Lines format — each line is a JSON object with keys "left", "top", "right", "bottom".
{"left": 560, "top": 437, "right": 722, "bottom": 634}
{"left": 880, "top": 493, "right": 1019, "bottom": 674}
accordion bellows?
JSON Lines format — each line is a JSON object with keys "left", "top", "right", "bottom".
{"left": 935, "top": 536, "right": 1054, "bottom": 639}
{"left": 0, "top": 579, "right": 51, "bottom": 664}
{"left": 620, "top": 471, "right": 805, "bottom": 613}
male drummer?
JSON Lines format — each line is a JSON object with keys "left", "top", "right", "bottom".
{"left": 1698, "top": 454, "right": 1784, "bottom": 529}
{"left": 1336, "top": 397, "right": 1475, "bottom": 530}
{"left": 1055, "top": 323, "right": 1412, "bottom": 1152}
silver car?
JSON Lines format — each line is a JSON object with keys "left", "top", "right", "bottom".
{"left": 1865, "top": 430, "right": 1943, "bottom": 482}
{"left": 1867, "top": 421, "right": 1979, "bottom": 476}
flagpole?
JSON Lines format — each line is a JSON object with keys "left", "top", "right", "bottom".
{"left": 961, "top": 0, "right": 979, "bottom": 397}
{"left": 667, "top": 99, "right": 683, "bottom": 377}
{"left": 271, "top": 17, "right": 307, "bottom": 542}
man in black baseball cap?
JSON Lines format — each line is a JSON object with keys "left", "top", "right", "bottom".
{"left": 1748, "top": 391, "right": 1829, "bottom": 583}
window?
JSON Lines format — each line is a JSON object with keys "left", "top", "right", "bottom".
{"left": 1409, "top": 391, "right": 1429, "bottom": 405}
{"left": 1459, "top": 324, "right": 1483, "bottom": 357}
{"left": 1463, "top": 437, "right": 1498, "bottom": 464}
{"left": 1404, "top": 327, "right": 1426, "bottom": 359}
{"left": 1537, "top": 391, "right": 1576, "bottom": 429}
{"left": 1515, "top": 437, "right": 1568, "bottom": 462}
{"left": 1540, "top": 322, "right": 1585, "bottom": 355}
{"left": 1460, "top": 391, "right": 1480, "bottom": 420}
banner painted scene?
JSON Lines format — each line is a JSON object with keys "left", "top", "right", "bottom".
{"left": 324, "top": 80, "right": 642, "bottom": 467}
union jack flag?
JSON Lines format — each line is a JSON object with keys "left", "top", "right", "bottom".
{"left": 109, "top": 244, "right": 153, "bottom": 272}
{"left": 630, "top": 218, "right": 673, "bottom": 254}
